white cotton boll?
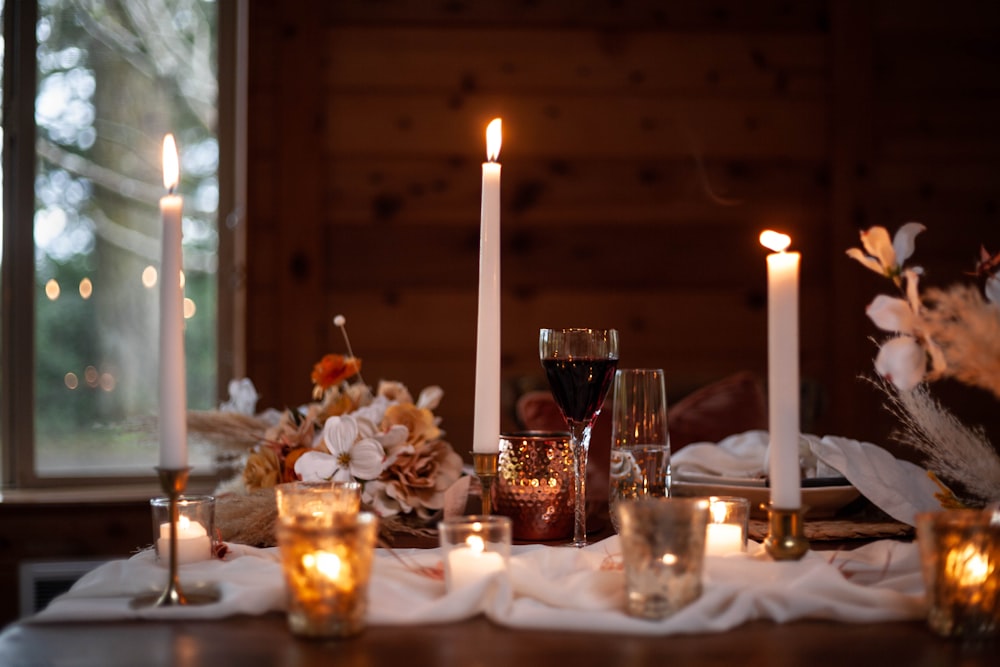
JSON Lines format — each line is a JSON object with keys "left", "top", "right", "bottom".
{"left": 333, "top": 314, "right": 346, "bottom": 327}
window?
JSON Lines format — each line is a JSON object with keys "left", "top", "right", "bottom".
{"left": 1, "top": 0, "right": 245, "bottom": 486}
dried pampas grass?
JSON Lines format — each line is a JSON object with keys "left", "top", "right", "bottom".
{"left": 186, "top": 410, "right": 272, "bottom": 452}
{"left": 922, "top": 284, "right": 1000, "bottom": 401}
{"left": 874, "top": 377, "right": 1000, "bottom": 505}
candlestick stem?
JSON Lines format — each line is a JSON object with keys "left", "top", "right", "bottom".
{"left": 473, "top": 453, "right": 499, "bottom": 516}
{"left": 131, "top": 467, "right": 220, "bottom": 608}
{"left": 763, "top": 505, "right": 809, "bottom": 561}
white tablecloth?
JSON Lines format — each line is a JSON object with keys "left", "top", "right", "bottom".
{"left": 31, "top": 537, "right": 927, "bottom": 635}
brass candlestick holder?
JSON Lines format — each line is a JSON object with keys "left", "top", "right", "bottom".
{"left": 473, "top": 452, "right": 499, "bottom": 516}
{"left": 763, "top": 505, "right": 809, "bottom": 561}
{"left": 131, "top": 467, "right": 221, "bottom": 608}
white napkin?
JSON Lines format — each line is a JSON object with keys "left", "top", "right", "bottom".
{"left": 31, "top": 536, "right": 927, "bottom": 635}
{"left": 672, "top": 430, "right": 942, "bottom": 525}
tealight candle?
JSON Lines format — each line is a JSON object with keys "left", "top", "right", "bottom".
{"left": 157, "top": 515, "right": 211, "bottom": 564}
{"left": 916, "top": 509, "right": 1000, "bottom": 638}
{"left": 705, "top": 496, "right": 750, "bottom": 556}
{"left": 439, "top": 515, "right": 512, "bottom": 591}
{"left": 276, "top": 512, "right": 379, "bottom": 638}
{"left": 150, "top": 495, "right": 215, "bottom": 565}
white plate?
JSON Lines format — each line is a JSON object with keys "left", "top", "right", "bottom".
{"left": 671, "top": 478, "right": 862, "bottom": 519}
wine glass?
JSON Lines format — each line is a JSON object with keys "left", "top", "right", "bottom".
{"left": 539, "top": 328, "right": 619, "bottom": 547}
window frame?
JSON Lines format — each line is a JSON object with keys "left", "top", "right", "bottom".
{"left": 0, "top": 0, "right": 247, "bottom": 489}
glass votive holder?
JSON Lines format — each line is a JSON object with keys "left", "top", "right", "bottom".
{"left": 916, "top": 509, "right": 1000, "bottom": 639}
{"left": 438, "top": 515, "right": 512, "bottom": 591}
{"left": 615, "top": 497, "right": 710, "bottom": 620}
{"left": 276, "top": 510, "right": 379, "bottom": 639}
{"left": 151, "top": 495, "right": 215, "bottom": 565}
{"left": 275, "top": 480, "right": 362, "bottom": 526}
{"left": 705, "top": 496, "right": 750, "bottom": 556}
{"left": 495, "top": 431, "right": 574, "bottom": 541}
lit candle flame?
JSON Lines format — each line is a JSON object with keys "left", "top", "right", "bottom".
{"left": 465, "top": 534, "right": 486, "bottom": 554}
{"left": 760, "top": 230, "right": 791, "bottom": 253}
{"left": 178, "top": 514, "right": 190, "bottom": 531}
{"left": 304, "top": 550, "right": 344, "bottom": 581}
{"left": 162, "top": 134, "right": 179, "bottom": 192}
{"left": 710, "top": 498, "right": 728, "bottom": 524}
{"left": 486, "top": 118, "right": 502, "bottom": 162}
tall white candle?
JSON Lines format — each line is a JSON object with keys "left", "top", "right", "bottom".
{"left": 472, "top": 118, "right": 502, "bottom": 454}
{"left": 760, "top": 230, "right": 801, "bottom": 509}
{"left": 159, "top": 134, "right": 187, "bottom": 470}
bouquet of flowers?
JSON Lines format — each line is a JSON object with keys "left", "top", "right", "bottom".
{"left": 847, "top": 223, "right": 1000, "bottom": 505}
{"left": 199, "top": 317, "right": 466, "bottom": 544}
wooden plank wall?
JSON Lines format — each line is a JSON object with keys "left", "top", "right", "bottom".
{"left": 245, "top": 0, "right": 1000, "bottom": 459}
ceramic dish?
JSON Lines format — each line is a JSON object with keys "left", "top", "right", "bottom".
{"left": 671, "top": 476, "right": 862, "bottom": 519}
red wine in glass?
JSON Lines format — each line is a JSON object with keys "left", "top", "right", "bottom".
{"left": 539, "top": 328, "right": 619, "bottom": 547}
{"left": 542, "top": 358, "right": 618, "bottom": 423}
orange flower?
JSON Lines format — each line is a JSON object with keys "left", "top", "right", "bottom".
{"left": 310, "top": 354, "right": 361, "bottom": 398}
{"left": 282, "top": 447, "right": 310, "bottom": 483}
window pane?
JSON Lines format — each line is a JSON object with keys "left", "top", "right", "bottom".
{"left": 34, "top": 0, "right": 218, "bottom": 475}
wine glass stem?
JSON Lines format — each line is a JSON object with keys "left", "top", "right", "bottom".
{"left": 568, "top": 420, "right": 592, "bottom": 547}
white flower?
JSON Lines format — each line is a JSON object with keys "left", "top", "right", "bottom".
{"left": 416, "top": 385, "right": 444, "bottom": 411}
{"left": 361, "top": 479, "right": 406, "bottom": 517}
{"left": 219, "top": 377, "right": 259, "bottom": 415}
{"left": 986, "top": 273, "right": 1000, "bottom": 305}
{"left": 846, "top": 222, "right": 925, "bottom": 285}
{"left": 874, "top": 336, "right": 927, "bottom": 393}
{"left": 295, "top": 414, "right": 385, "bottom": 482}
{"left": 865, "top": 269, "right": 946, "bottom": 392}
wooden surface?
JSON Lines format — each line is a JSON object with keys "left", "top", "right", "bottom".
{"left": 1, "top": 613, "right": 995, "bottom": 667}
{"left": 244, "top": 0, "right": 1000, "bottom": 458}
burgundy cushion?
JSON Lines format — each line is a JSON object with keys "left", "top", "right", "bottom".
{"left": 666, "top": 371, "right": 767, "bottom": 450}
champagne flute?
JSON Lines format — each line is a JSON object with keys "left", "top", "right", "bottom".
{"left": 608, "top": 368, "right": 671, "bottom": 533}
{"left": 539, "top": 328, "right": 619, "bottom": 547}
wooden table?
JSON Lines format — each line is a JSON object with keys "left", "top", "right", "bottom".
{"left": 0, "top": 613, "right": 995, "bottom": 667}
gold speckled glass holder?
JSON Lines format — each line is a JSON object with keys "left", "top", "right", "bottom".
{"left": 495, "top": 431, "right": 574, "bottom": 541}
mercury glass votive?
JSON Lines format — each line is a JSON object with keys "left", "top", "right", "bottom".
{"left": 916, "top": 509, "right": 1000, "bottom": 639}
{"left": 705, "top": 496, "right": 750, "bottom": 556}
{"left": 276, "top": 511, "right": 379, "bottom": 639}
{"left": 495, "top": 431, "right": 574, "bottom": 541}
{"left": 275, "top": 480, "right": 362, "bottom": 526}
{"left": 438, "top": 515, "right": 512, "bottom": 591}
{"left": 151, "top": 495, "right": 215, "bottom": 564}
{"left": 615, "top": 497, "right": 710, "bottom": 620}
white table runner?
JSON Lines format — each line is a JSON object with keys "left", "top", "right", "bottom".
{"left": 30, "top": 536, "right": 927, "bottom": 635}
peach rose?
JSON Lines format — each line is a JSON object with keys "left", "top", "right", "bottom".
{"left": 381, "top": 403, "right": 442, "bottom": 448}
{"left": 378, "top": 440, "right": 463, "bottom": 519}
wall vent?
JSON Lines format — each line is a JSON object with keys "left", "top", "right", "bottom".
{"left": 18, "top": 559, "right": 105, "bottom": 618}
